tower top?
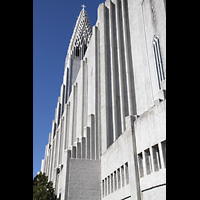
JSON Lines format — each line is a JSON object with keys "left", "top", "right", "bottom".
{"left": 81, "top": 4, "right": 86, "bottom": 10}
{"left": 65, "top": 4, "right": 92, "bottom": 63}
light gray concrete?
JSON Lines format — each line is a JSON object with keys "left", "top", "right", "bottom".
{"left": 40, "top": 1, "right": 166, "bottom": 199}
{"left": 67, "top": 159, "right": 101, "bottom": 200}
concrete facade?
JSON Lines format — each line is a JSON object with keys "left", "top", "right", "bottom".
{"left": 40, "top": 0, "right": 166, "bottom": 199}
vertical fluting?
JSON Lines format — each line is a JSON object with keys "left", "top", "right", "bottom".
{"left": 109, "top": 0, "right": 119, "bottom": 141}
{"left": 115, "top": 0, "right": 126, "bottom": 133}
{"left": 99, "top": 3, "right": 110, "bottom": 153}
{"left": 121, "top": 0, "right": 134, "bottom": 116}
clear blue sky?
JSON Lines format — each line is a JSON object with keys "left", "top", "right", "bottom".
{"left": 33, "top": 0, "right": 105, "bottom": 178}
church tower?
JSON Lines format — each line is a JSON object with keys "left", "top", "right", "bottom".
{"left": 40, "top": 1, "right": 166, "bottom": 199}
{"left": 63, "top": 6, "right": 92, "bottom": 103}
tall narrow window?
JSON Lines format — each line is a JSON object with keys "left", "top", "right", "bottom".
{"left": 152, "top": 144, "right": 162, "bottom": 171}
{"left": 108, "top": 175, "right": 110, "bottom": 195}
{"left": 114, "top": 171, "right": 117, "bottom": 191}
{"left": 145, "top": 148, "right": 152, "bottom": 175}
{"left": 121, "top": 165, "right": 125, "bottom": 187}
{"left": 105, "top": 178, "right": 107, "bottom": 196}
{"left": 138, "top": 153, "right": 144, "bottom": 177}
{"left": 161, "top": 140, "right": 166, "bottom": 168}
{"left": 117, "top": 168, "right": 121, "bottom": 189}
{"left": 153, "top": 36, "right": 165, "bottom": 90}
{"left": 102, "top": 180, "right": 105, "bottom": 197}
{"left": 111, "top": 173, "right": 114, "bottom": 193}
{"left": 125, "top": 162, "right": 129, "bottom": 184}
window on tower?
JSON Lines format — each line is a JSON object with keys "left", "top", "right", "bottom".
{"left": 153, "top": 36, "right": 165, "bottom": 90}
{"left": 76, "top": 47, "right": 79, "bottom": 57}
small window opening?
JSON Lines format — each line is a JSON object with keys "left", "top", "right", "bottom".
{"left": 76, "top": 47, "right": 79, "bottom": 57}
{"left": 83, "top": 44, "right": 87, "bottom": 54}
{"left": 102, "top": 180, "right": 105, "bottom": 197}
{"left": 105, "top": 178, "right": 107, "bottom": 196}
{"left": 108, "top": 175, "right": 110, "bottom": 194}
{"left": 117, "top": 168, "right": 121, "bottom": 189}
{"left": 111, "top": 173, "right": 113, "bottom": 193}
{"left": 161, "top": 140, "right": 166, "bottom": 168}
{"left": 114, "top": 171, "right": 117, "bottom": 191}
{"left": 145, "top": 148, "right": 152, "bottom": 175}
{"left": 125, "top": 162, "right": 129, "bottom": 184}
{"left": 152, "top": 144, "right": 162, "bottom": 171}
{"left": 121, "top": 165, "right": 125, "bottom": 187}
{"left": 138, "top": 153, "right": 144, "bottom": 177}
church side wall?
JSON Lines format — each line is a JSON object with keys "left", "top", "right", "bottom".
{"left": 128, "top": 0, "right": 166, "bottom": 115}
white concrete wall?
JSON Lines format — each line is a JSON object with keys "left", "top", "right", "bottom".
{"left": 134, "top": 99, "right": 166, "bottom": 198}
{"left": 101, "top": 128, "right": 140, "bottom": 200}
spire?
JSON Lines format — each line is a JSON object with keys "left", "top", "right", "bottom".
{"left": 67, "top": 6, "right": 92, "bottom": 59}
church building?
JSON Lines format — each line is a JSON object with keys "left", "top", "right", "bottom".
{"left": 40, "top": 0, "right": 166, "bottom": 199}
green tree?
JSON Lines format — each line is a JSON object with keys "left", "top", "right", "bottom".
{"left": 33, "top": 172, "right": 59, "bottom": 200}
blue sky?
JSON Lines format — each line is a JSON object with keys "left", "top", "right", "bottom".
{"left": 33, "top": 0, "right": 105, "bottom": 178}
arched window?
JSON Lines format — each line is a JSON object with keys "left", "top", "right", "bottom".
{"left": 153, "top": 36, "right": 165, "bottom": 90}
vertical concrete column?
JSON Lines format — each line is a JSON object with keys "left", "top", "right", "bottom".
{"left": 50, "top": 140, "right": 55, "bottom": 181}
{"left": 64, "top": 103, "right": 70, "bottom": 150}
{"left": 80, "top": 60, "right": 85, "bottom": 137}
{"left": 51, "top": 140, "right": 56, "bottom": 183}
{"left": 82, "top": 60, "right": 88, "bottom": 131}
{"left": 76, "top": 139, "right": 81, "bottom": 159}
{"left": 65, "top": 67, "right": 69, "bottom": 103}
{"left": 71, "top": 85, "right": 76, "bottom": 145}
{"left": 66, "top": 103, "right": 71, "bottom": 149}
{"left": 46, "top": 154, "right": 49, "bottom": 177}
{"left": 56, "top": 101, "right": 61, "bottom": 126}
{"left": 44, "top": 145, "right": 48, "bottom": 173}
{"left": 41, "top": 159, "right": 44, "bottom": 173}
{"left": 115, "top": 0, "right": 126, "bottom": 132}
{"left": 51, "top": 120, "right": 56, "bottom": 139}
{"left": 109, "top": 1, "right": 121, "bottom": 141}
{"left": 60, "top": 84, "right": 65, "bottom": 117}
{"left": 68, "top": 54, "right": 73, "bottom": 96}
{"left": 71, "top": 146, "right": 76, "bottom": 159}
{"left": 88, "top": 114, "right": 95, "bottom": 160}
{"left": 63, "top": 149, "right": 71, "bottom": 200}
{"left": 58, "top": 118, "right": 64, "bottom": 165}
{"left": 63, "top": 59, "right": 69, "bottom": 104}
{"left": 125, "top": 115, "right": 142, "bottom": 200}
{"left": 54, "top": 132, "right": 58, "bottom": 171}
{"left": 121, "top": 0, "right": 134, "bottom": 116}
{"left": 48, "top": 148, "right": 53, "bottom": 180}
{"left": 84, "top": 126, "right": 90, "bottom": 159}
{"left": 81, "top": 137, "right": 86, "bottom": 159}
{"left": 98, "top": 3, "right": 110, "bottom": 153}
{"left": 48, "top": 133, "right": 52, "bottom": 180}
{"left": 68, "top": 94, "right": 73, "bottom": 147}
{"left": 94, "top": 25, "right": 100, "bottom": 160}
{"left": 56, "top": 130, "right": 61, "bottom": 168}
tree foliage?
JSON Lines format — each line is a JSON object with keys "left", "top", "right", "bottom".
{"left": 33, "top": 172, "right": 58, "bottom": 200}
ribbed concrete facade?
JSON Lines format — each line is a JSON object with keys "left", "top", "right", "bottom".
{"left": 40, "top": 0, "right": 166, "bottom": 199}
